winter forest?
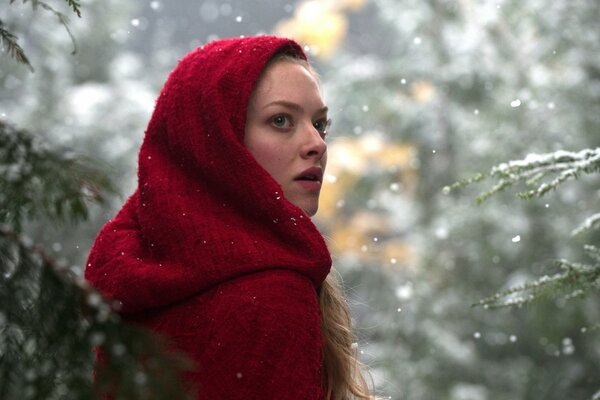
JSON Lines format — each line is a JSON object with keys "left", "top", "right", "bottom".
{"left": 1, "top": 0, "right": 599, "bottom": 399}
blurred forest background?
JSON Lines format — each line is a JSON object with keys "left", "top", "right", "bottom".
{"left": 1, "top": 0, "right": 599, "bottom": 399}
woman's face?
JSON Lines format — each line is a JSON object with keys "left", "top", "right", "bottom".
{"left": 245, "top": 60, "right": 329, "bottom": 217}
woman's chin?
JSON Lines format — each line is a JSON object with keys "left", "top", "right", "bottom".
{"left": 296, "top": 201, "right": 319, "bottom": 217}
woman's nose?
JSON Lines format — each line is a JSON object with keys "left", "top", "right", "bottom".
{"left": 300, "top": 121, "right": 327, "bottom": 159}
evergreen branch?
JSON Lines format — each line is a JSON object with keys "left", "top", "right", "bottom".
{"left": 0, "top": 227, "right": 192, "bottom": 399}
{"left": 584, "top": 244, "right": 600, "bottom": 263}
{"left": 445, "top": 172, "right": 486, "bottom": 192}
{"left": 0, "top": 223, "right": 74, "bottom": 281}
{"left": 13, "top": 0, "right": 82, "bottom": 17}
{"left": 64, "top": 0, "right": 82, "bottom": 18}
{"left": 449, "top": 148, "right": 600, "bottom": 203}
{"left": 472, "top": 255, "right": 600, "bottom": 309}
{"left": 0, "top": 21, "right": 34, "bottom": 71}
{"left": 32, "top": 0, "right": 78, "bottom": 55}
{"left": 7, "top": 0, "right": 80, "bottom": 61}
{"left": 0, "top": 120, "right": 117, "bottom": 232}
{"left": 572, "top": 213, "right": 600, "bottom": 236}
{"left": 474, "top": 178, "right": 511, "bottom": 204}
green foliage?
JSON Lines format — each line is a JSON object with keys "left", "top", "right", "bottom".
{"left": 474, "top": 246, "right": 600, "bottom": 309}
{"left": 0, "top": 1, "right": 196, "bottom": 397}
{"left": 324, "top": 1, "right": 600, "bottom": 395}
{"left": 572, "top": 213, "right": 600, "bottom": 237}
{"left": 9, "top": 0, "right": 81, "bottom": 18}
{"left": 452, "top": 148, "right": 600, "bottom": 309}
{"left": 0, "top": 124, "right": 193, "bottom": 398}
{"left": 0, "top": 225, "right": 193, "bottom": 400}
{"left": 2, "top": 0, "right": 81, "bottom": 69}
{"left": 63, "top": 0, "right": 82, "bottom": 18}
{"left": 449, "top": 148, "right": 600, "bottom": 204}
{"left": 0, "top": 22, "right": 32, "bottom": 71}
{"left": 0, "top": 120, "right": 116, "bottom": 233}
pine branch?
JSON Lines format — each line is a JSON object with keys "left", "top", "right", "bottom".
{"left": 453, "top": 148, "right": 600, "bottom": 309}
{"left": 4, "top": 0, "right": 81, "bottom": 69}
{"left": 63, "top": 0, "right": 81, "bottom": 18}
{"left": 572, "top": 213, "right": 600, "bottom": 236}
{"left": 31, "top": 0, "right": 79, "bottom": 55}
{"left": 472, "top": 250, "right": 600, "bottom": 309}
{"left": 0, "top": 21, "right": 34, "bottom": 71}
{"left": 0, "top": 120, "right": 117, "bottom": 232}
{"left": 0, "top": 225, "right": 193, "bottom": 399}
{"left": 10, "top": 0, "right": 81, "bottom": 17}
{"left": 448, "top": 148, "right": 600, "bottom": 203}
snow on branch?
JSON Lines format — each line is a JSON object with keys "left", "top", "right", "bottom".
{"left": 452, "top": 147, "right": 600, "bottom": 309}
{"left": 572, "top": 213, "right": 600, "bottom": 237}
{"left": 473, "top": 246, "right": 600, "bottom": 309}
{"left": 449, "top": 148, "right": 600, "bottom": 204}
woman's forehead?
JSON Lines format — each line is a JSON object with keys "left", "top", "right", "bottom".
{"left": 252, "top": 62, "right": 321, "bottom": 104}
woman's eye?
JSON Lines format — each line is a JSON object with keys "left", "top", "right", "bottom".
{"left": 314, "top": 118, "right": 332, "bottom": 138}
{"left": 270, "top": 115, "right": 292, "bottom": 129}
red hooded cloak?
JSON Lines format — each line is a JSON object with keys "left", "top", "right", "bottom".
{"left": 85, "top": 36, "right": 331, "bottom": 399}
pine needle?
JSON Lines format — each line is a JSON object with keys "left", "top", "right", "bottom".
{"left": 33, "top": 0, "right": 79, "bottom": 55}
{"left": 0, "top": 22, "right": 34, "bottom": 72}
{"left": 64, "top": 0, "right": 82, "bottom": 18}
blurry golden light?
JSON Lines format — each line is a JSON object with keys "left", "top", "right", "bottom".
{"left": 274, "top": 1, "right": 348, "bottom": 59}
{"left": 381, "top": 239, "right": 416, "bottom": 268}
{"left": 337, "top": 0, "right": 367, "bottom": 11}
{"left": 327, "top": 137, "right": 368, "bottom": 174}
{"left": 319, "top": 171, "right": 357, "bottom": 219}
{"left": 316, "top": 134, "right": 419, "bottom": 269}
{"left": 411, "top": 80, "right": 437, "bottom": 102}
{"left": 359, "top": 132, "right": 385, "bottom": 155}
{"left": 377, "top": 142, "right": 415, "bottom": 168}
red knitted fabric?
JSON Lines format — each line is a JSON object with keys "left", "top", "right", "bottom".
{"left": 85, "top": 36, "right": 331, "bottom": 399}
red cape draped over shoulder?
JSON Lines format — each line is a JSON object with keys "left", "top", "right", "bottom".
{"left": 85, "top": 36, "right": 331, "bottom": 399}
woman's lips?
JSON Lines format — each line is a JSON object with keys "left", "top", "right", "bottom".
{"left": 294, "top": 166, "right": 323, "bottom": 192}
{"left": 295, "top": 179, "right": 322, "bottom": 191}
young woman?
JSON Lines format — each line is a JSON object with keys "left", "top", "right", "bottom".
{"left": 85, "top": 35, "right": 373, "bottom": 399}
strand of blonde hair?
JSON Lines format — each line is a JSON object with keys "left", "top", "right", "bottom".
{"left": 320, "top": 271, "right": 374, "bottom": 399}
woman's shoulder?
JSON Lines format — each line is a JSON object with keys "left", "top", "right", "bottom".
{"left": 214, "top": 268, "right": 319, "bottom": 317}
{"left": 139, "top": 269, "right": 325, "bottom": 399}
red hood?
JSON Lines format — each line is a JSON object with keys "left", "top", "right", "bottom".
{"left": 85, "top": 36, "right": 331, "bottom": 313}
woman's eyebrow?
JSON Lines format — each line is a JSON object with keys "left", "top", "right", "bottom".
{"left": 263, "top": 100, "right": 328, "bottom": 115}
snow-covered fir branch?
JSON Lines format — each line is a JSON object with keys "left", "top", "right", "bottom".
{"left": 474, "top": 250, "right": 600, "bottom": 309}
{"left": 572, "top": 213, "right": 600, "bottom": 236}
{"left": 449, "top": 148, "right": 600, "bottom": 203}
{"left": 455, "top": 148, "right": 600, "bottom": 309}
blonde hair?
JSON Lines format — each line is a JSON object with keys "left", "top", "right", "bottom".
{"left": 261, "top": 53, "right": 374, "bottom": 399}
{"left": 320, "top": 272, "right": 374, "bottom": 399}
